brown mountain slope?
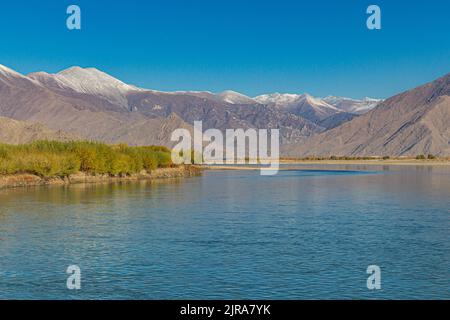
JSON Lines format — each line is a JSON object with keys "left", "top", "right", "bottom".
{"left": 283, "top": 73, "right": 450, "bottom": 157}
{"left": 0, "top": 65, "right": 322, "bottom": 147}
{"left": 99, "top": 112, "right": 196, "bottom": 147}
{"left": 0, "top": 65, "right": 196, "bottom": 147}
{"left": 126, "top": 90, "right": 322, "bottom": 144}
{"left": 0, "top": 116, "right": 78, "bottom": 144}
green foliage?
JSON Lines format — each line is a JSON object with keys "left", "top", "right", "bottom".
{"left": 155, "top": 151, "right": 172, "bottom": 167}
{"left": 0, "top": 141, "right": 173, "bottom": 178}
{"left": 416, "top": 154, "right": 426, "bottom": 160}
{"left": 0, "top": 145, "right": 8, "bottom": 159}
{"left": 142, "top": 153, "right": 159, "bottom": 171}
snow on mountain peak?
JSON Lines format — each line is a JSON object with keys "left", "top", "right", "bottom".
{"left": 253, "top": 92, "right": 342, "bottom": 123}
{"left": 0, "top": 64, "right": 28, "bottom": 79}
{"left": 217, "top": 90, "right": 256, "bottom": 104}
{"left": 56, "top": 66, "right": 140, "bottom": 93}
{"left": 322, "top": 96, "right": 383, "bottom": 114}
{"left": 5, "top": 62, "right": 383, "bottom": 115}
{"left": 362, "top": 97, "right": 381, "bottom": 102}
{"left": 254, "top": 93, "right": 302, "bottom": 107}
{"left": 255, "top": 92, "right": 338, "bottom": 111}
{"left": 29, "top": 66, "right": 143, "bottom": 108}
{"left": 0, "top": 65, "right": 45, "bottom": 88}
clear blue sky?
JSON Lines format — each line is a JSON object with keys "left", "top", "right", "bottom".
{"left": 0, "top": 0, "right": 449, "bottom": 99}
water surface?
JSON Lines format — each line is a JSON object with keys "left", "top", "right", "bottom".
{"left": 0, "top": 165, "right": 449, "bottom": 299}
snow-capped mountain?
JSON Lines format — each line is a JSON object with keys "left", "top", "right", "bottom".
{"left": 2, "top": 63, "right": 448, "bottom": 156}
{"left": 0, "top": 64, "right": 24, "bottom": 79}
{"left": 285, "top": 72, "right": 450, "bottom": 157}
{"left": 1, "top": 64, "right": 322, "bottom": 147}
{"left": 216, "top": 90, "right": 257, "bottom": 104}
{"left": 179, "top": 90, "right": 257, "bottom": 105}
{"left": 28, "top": 67, "right": 142, "bottom": 108}
{"left": 255, "top": 93, "right": 303, "bottom": 108}
{"left": 322, "top": 96, "right": 383, "bottom": 114}
{"left": 255, "top": 93, "right": 337, "bottom": 109}
{"left": 0, "top": 64, "right": 43, "bottom": 88}
{"left": 254, "top": 93, "right": 342, "bottom": 123}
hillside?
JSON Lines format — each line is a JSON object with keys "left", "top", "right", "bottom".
{"left": 0, "top": 116, "right": 78, "bottom": 144}
{"left": 284, "top": 73, "right": 450, "bottom": 157}
{"left": 0, "top": 64, "right": 322, "bottom": 146}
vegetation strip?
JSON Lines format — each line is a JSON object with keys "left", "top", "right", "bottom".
{"left": 0, "top": 141, "right": 202, "bottom": 189}
{"left": 0, "top": 140, "right": 174, "bottom": 177}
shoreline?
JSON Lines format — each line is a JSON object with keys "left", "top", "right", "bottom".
{"left": 0, "top": 165, "right": 202, "bottom": 190}
{"left": 279, "top": 159, "right": 450, "bottom": 166}
{"left": 205, "top": 159, "right": 450, "bottom": 171}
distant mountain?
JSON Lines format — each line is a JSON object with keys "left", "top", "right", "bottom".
{"left": 28, "top": 67, "right": 142, "bottom": 109}
{"left": 0, "top": 64, "right": 196, "bottom": 147}
{"left": 284, "top": 73, "right": 450, "bottom": 157}
{"left": 0, "top": 64, "right": 322, "bottom": 147}
{"left": 174, "top": 90, "right": 257, "bottom": 105}
{"left": 254, "top": 93, "right": 359, "bottom": 129}
{"left": 164, "top": 89, "right": 370, "bottom": 130}
{"left": 216, "top": 90, "right": 257, "bottom": 104}
{"left": 253, "top": 93, "right": 381, "bottom": 127}
{"left": 322, "top": 96, "right": 383, "bottom": 114}
{"left": 125, "top": 90, "right": 321, "bottom": 144}
{"left": 318, "top": 112, "right": 359, "bottom": 130}
{"left": 255, "top": 93, "right": 338, "bottom": 121}
{"left": 4, "top": 63, "right": 445, "bottom": 156}
{"left": 0, "top": 116, "right": 78, "bottom": 144}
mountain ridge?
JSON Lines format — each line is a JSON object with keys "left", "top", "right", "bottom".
{"left": 1, "top": 64, "right": 322, "bottom": 147}
{"left": 1, "top": 63, "right": 448, "bottom": 156}
{"left": 283, "top": 72, "right": 450, "bottom": 156}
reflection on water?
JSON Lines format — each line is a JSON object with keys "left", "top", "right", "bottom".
{"left": 0, "top": 165, "right": 449, "bottom": 299}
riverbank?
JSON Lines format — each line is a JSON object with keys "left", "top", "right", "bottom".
{"left": 0, "top": 165, "right": 202, "bottom": 189}
{"left": 205, "top": 158, "right": 450, "bottom": 171}
{"left": 280, "top": 158, "right": 450, "bottom": 166}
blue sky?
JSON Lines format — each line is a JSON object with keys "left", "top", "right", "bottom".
{"left": 0, "top": 0, "right": 449, "bottom": 98}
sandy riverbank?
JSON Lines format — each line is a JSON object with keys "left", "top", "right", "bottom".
{"left": 0, "top": 165, "right": 202, "bottom": 189}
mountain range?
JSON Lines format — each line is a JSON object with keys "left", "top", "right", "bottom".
{"left": 0, "top": 63, "right": 448, "bottom": 156}
{"left": 284, "top": 72, "right": 450, "bottom": 157}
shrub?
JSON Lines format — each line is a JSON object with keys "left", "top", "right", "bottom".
{"left": 142, "top": 152, "right": 159, "bottom": 171}
{"left": 416, "top": 154, "right": 426, "bottom": 160}
{"left": 110, "top": 153, "right": 133, "bottom": 175}
{"left": 0, "top": 145, "right": 8, "bottom": 159}
{"left": 155, "top": 151, "right": 172, "bottom": 167}
{"left": 74, "top": 145, "right": 98, "bottom": 172}
{"left": 0, "top": 140, "right": 173, "bottom": 177}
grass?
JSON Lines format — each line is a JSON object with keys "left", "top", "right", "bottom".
{"left": 0, "top": 141, "right": 173, "bottom": 178}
